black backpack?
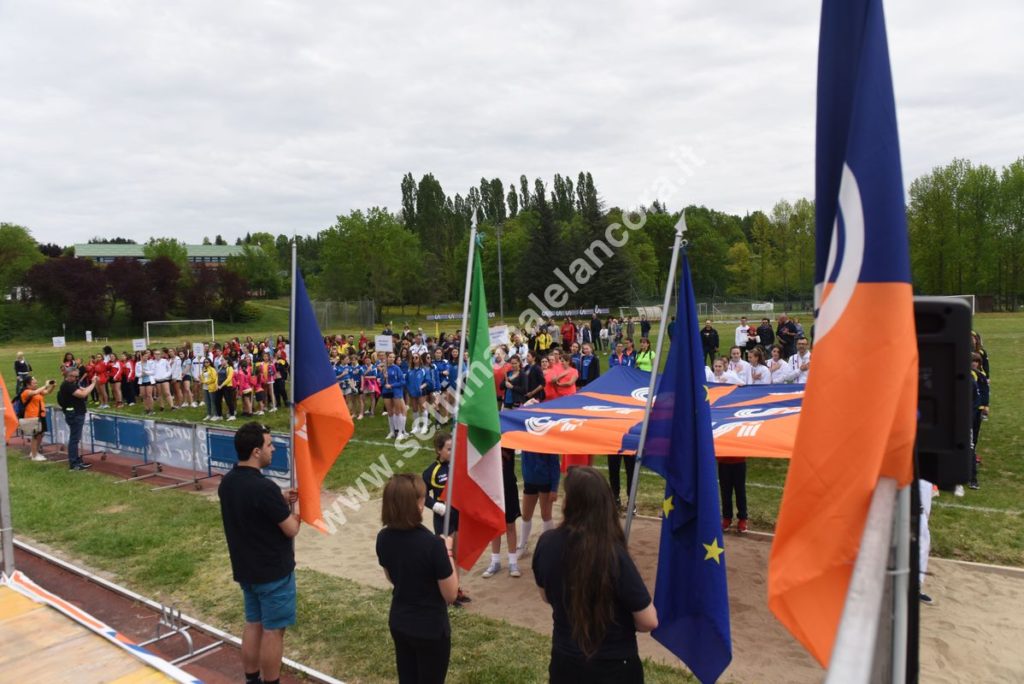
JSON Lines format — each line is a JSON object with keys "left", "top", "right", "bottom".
{"left": 12, "top": 393, "right": 26, "bottom": 419}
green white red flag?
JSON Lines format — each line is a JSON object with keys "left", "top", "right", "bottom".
{"left": 451, "top": 240, "right": 506, "bottom": 571}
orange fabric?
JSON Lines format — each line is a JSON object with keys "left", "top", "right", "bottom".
{"left": 294, "top": 386, "right": 354, "bottom": 532}
{"left": 20, "top": 390, "right": 45, "bottom": 419}
{"left": 0, "top": 373, "right": 18, "bottom": 442}
{"left": 768, "top": 283, "right": 916, "bottom": 666}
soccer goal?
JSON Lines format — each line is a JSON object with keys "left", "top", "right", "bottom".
{"left": 144, "top": 319, "right": 216, "bottom": 348}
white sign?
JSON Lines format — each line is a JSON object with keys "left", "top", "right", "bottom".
{"left": 85, "top": 330, "right": 92, "bottom": 342}
{"left": 751, "top": 302, "right": 775, "bottom": 312}
{"left": 132, "top": 338, "right": 147, "bottom": 351}
{"left": 375, "top": 335, "right": 394, "bottom": 353}
{"left": 489, "top": 325, "right": 511, "bottom": 348}
{"left": 192, "top": 342, "right": 205, "bottom": 359}
{"left": 52, "top": 336, "right": 66, "bottom": 348}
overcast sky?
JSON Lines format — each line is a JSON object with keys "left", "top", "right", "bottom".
{"left": 1, "top": 0, "right": 1020, "bottom": 246}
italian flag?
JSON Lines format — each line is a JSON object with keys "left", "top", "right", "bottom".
{"left": 451, "top": 242, "right": 506, "bottom": 571}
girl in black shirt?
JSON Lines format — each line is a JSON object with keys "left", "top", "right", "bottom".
{"left": 533, "top": 466, "right": 658, "bottom": 683}
{"left": 376, "top": 474, "right": 459, "bottom": 684}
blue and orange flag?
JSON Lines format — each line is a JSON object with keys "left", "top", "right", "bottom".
{"left": 767, "top": 0, "right": 917, "bottom": 666}
{"left": 643, "top": 245, "right": 732, "bottom": 684}
{"left": 292, "top": 268, "right": 354, "bottom": 532}
{"left": 0, "top": 373, "right": 18, "bottom": 443}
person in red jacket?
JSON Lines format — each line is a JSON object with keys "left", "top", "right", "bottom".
{"left": 93, "top": 354, "right": 110, "bottom": 409}
{"left": 560, "top": 317, "right": 577, "bottom": 352}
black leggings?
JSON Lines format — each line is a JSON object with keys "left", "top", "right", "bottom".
{"left": 607, "top": 455, "right": 636, "bottom": 503}
{"left": 391, "top": 629, "right": 450, "bottom": 684}
{"left": 549, "top": 651, "right": 643, "bottom": 684}
{"left": 274, "top": 378, "right": 289, "bottom": 407}
{"left": 718, "top": 461, "right": 748, "bottom": 520}
{"left": 215, "top": 387, "right": 236, "bottom": 417}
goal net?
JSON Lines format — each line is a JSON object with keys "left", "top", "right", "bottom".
{"left": 145, "top": 319, "right": 216, "bottom": 349}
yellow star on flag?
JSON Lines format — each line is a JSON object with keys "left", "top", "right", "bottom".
{"left": 662, "top": 495, "right": 675, "bottom": 518}
{"left": 703, "top": 537, "right": 725, "bottom": 564}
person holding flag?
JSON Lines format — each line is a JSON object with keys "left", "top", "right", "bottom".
{"left": 446, "top": 228, "right": 506, "bottom": 573}
{"left": 289, "top": 253, "right": 355, "bottom": 531}
{"left": 767, "top": 0, "right": 918, "bottom": 669}
{"left": 532, "top": 466, "right": 657, "bottom": 682}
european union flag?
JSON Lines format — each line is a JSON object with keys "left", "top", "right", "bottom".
{"left": 643, "top": 245, "right": 732, "bottom": 683}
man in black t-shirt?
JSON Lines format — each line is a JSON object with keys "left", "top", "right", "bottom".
{"left": 218, "top": 422, "right": 300, "bottom": 684}
{"left": 57, "top": 367, "right": 96, "bottom": 470}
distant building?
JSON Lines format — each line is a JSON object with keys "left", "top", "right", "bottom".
{"left": 73, "top": 243, "right": 244, "bottom": 266}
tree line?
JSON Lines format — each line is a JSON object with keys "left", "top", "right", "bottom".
{"left": 2, "top": 154, "right": 1021, "bottom": 338}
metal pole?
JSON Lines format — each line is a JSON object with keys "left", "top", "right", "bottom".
{"left": 825, "top": 477, "right": 898, "bottom": 684}
{"left": 624, "top": 213, "right": 686, "bottom": 541}
{"left": 443, "top": 223, "right": 478, "bottom": 537}
{"left": 497, "top": 222, "right": 505, "bottom": 320}
{"left": 288, "top": 238, "right": 297, "bottom": 496}
{"left": 0, "top": 438, "right": 14, "bottom": 575}
{"left": 891, "top": 485, "right": 911, "bottom": 684}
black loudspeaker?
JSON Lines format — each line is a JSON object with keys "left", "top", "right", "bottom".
{"left": 914, "top": 297, "right": 973, "bottom": 489}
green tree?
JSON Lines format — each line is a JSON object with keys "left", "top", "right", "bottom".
{"left": 317, "top": 209, "right": 422, "bottom": 317}
{"left": 143, "top": 238, "right": 189, "bottom": 273}
{"left": 226, "top": 245, "right": 284, "bottom": 298}
{"left": 0, "top": 223, "right": 45, "bottom": 293}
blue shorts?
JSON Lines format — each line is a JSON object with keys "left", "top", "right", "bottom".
{"left": 521, "top": 452, "right": 560, "bottom": 492}
{"left": 240, "top": 572, "right": 296, "bottom": 630}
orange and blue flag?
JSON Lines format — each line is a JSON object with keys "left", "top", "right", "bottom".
{"left": 0, "top": 372, "right": 18, "bottom": 443}
{"left": 767, "top": 0, "right": 917, "bottom": 666}
{"left": 292, "top": 268, "right": 354, "bottom": 532}
{"left": 643, "top": 248, "right": 731, "bottom": 683}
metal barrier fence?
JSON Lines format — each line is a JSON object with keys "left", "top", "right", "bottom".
{"left": 41, "top": 409, "right": 292, "bottom": 490}
{"left": 311, "top": 299, "right": 376, "bottom": 331}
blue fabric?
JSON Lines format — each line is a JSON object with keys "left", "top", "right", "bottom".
{"left": 520, "top": 452, "right": 560, "bottom": 489}
{"left": 642, "top": 250, "right": 732, "bottom": 683}
{"left": 815, "top": 0, "right": 908, "bottom": 284}
{"left": 293, "top": 270, "right": 337, "bottom": 404}
{"left": 241, "top": 572, "right": 297, "bottom": 629}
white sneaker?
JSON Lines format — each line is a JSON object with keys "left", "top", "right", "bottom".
{"left": 482, "top": 562, "right": 501, "bottom": 578}
{"left": 516, "top": 542, "right": 530, "bottom": 559}
{"left": 954, "top": 484, "right": 965, "bottom": 497}
{"left": 269, "top": 407, "right": 278, "bottom": 413}
{"left": 256, "top": 410, "right": 265, "bottom": 416}
{"left": 226, "top": 415, "right": 236, "bottom": 421}
{"left": 210, "top": 416, "right": 222, "bottom": 422}
{"left": 509, "top": 563, "right": 522, "bottom": 578}
{"left": 191, "top": 402, "right": 199, "bottom": 408}
{"left": 385, "top": 431, "right": 395, "bottom": 439}
{"left": 32, "top": 454, "right": 47, "bottom": 462}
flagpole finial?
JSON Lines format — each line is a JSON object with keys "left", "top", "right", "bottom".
{"left": 675, "top": 211, "right": 688, "bottom": 247}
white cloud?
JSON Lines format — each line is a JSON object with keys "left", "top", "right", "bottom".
{"left": 1, "top": 0, "right": 1020, "bottom": 245}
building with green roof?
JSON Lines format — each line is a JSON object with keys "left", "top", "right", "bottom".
{"left": 73, "top": 243, "right": 244, "bottom": 266}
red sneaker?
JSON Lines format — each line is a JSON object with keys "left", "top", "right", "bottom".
{"left": 721, "top": 518, "right": 732, "bottom": 531}
{"left": 737, "top": 520, "right": 748, "bottom": 534}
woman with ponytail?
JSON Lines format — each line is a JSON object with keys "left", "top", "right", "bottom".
{"left": 532, "top": 466, "right": 657, "bottom": 683}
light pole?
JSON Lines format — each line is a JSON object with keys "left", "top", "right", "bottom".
{"left": 496, "top": 221, "right": 505, "bottom": 320}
